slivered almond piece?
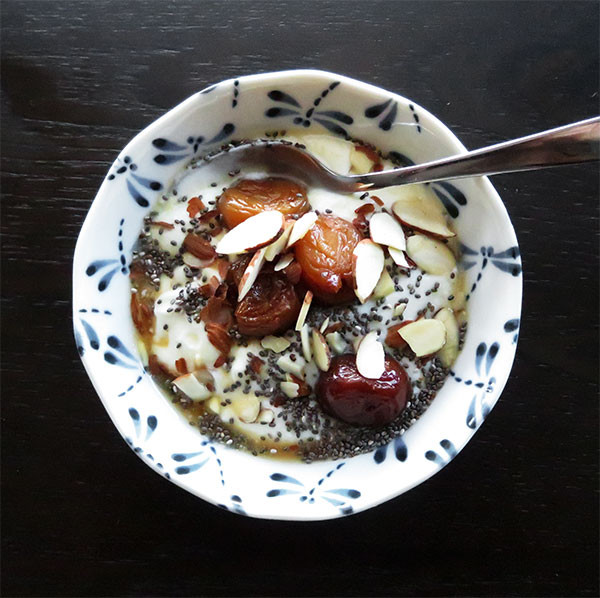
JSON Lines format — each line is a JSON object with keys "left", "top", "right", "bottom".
{"left": 280, "top": 381, "right": 299, "bottom": 398}
{"left": 434, "top": 307, "right": 460, "bottom": 367}
{"left": 273, "top": 253, "right": 294, "bottom": 272}
{"left": 399, "top": 319, "right": 446, "bottom": 357}
{"left": 388, "top": 246, "right": 413, "bottom": 269}
{"left": 173, "top": 372, "right": 212, "bottom": 401}
{"left": 373, "top": 269, "right": 395, "bottom": 298}
{"left": 325, "top": 331, "right": 346, "bottom": 355}
{"left": 295, "top": 290, "right": 313, "bottom": 331}
{"left": 265, "top": 221, "right": 293, "bottom": 261}
{"left": 216, "top": 210, "right": 284, "bottom": 254}
{"left": 276, "top": 353, "right": 306, "bottom": 377}
{"left": 231, "top": 395, "right": 260, "bottom": 423}
{"left": 257, "top": 408, "right": 275, "bottom": 424}
{"left": 392, "top": 192, "right": 455, "bottom": 238}
{"left": 300, "top": 324, "right": 312, "bottom": 361}
{"left": 352, "top": 239, "right": 385, "bottom": 303}
{"left": 261, "top": 335, "right": 291, "bottom": 353}
{"left": 405, "top": 234, "right": 456, "bottom": 275}
{"left": 356, "top": 331, "right": 385, "bottom": 379}
{"left": 286, "top": 211, "right": 318, "bottom": 248}
{"left": 393, "top": 303, "right": 407, "bottom": 318}
{"left": 369, "top": 212, "right": 406, "bottom": 251}
{"left": 238, "top": 247, "right": 267, "bottom": 301}
{"left": 206, "top": 397, "right": 221, "bottom": 414}
{"left": 319, "top": 317, "right": 330, "bottom": 334}
{"left": 183, "top": 252, "right": 213, "bottom": 269}
{"left": 312, "top": 329, "right": 331, "bottom": 372}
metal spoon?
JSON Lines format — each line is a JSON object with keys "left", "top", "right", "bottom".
{"left": 199, "top": 116, "right": 600, "bottom": 192}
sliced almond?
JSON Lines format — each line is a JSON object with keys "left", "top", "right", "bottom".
{"left": 257, "top": 408, "right": 275, "bottom": 424}
{"left": 373, "top": 269, "right": 395, "bottom": 299}
{"left": 350, "top": 145, "right": 375, "bottom": 174}
{"left": 276, "top": 353, "right": 306, "bottom": 378}
{"left": 369, "top": 212, "right": 406, "bottom": 251}
{"left": 399, "top": 319, "right": 447, "bottom": 357}
{"left": 405, "top": 234, "right": 456, "bottom": 275}
{"left": 388, "top": 246, "right": 413, "bottom": 269}
{"left": 355, "top": 331, "right": 385, "bottom": 379}
{"left": 392, "top": 190, "right": 455, "bottom": 238}
{"left": 231, "top": 395, "right": 260, "bottom": 423}
{"left": 206, "top": 396, "right": 222, "bottom": 415}
{"left": 173, "top": 372, "right": 211, "bottom": 401}
{"left": 216, "top": 210, "right": 284, "bottom": 254}
{"left": 280, "top": 381, "right": 300, "bottom": 398}
{"left": 312, "top": 329, "right": 331, "bottom": 372}
{"left": 264, "top": 221, "right": 293, "bottom": 261}
{"left": 182, "top": 252, "right": 213, "bottom": 269}
{"left": 393, "top": 303, "right": 407, "bottom": 318}
{"left": 295, "top": 290, "right": 313, "bottom": 331}
{"left": 434, "top": 307, "right": 460, "bottom": 367}
{"left": 300, "top": 324, "right": 312, "bottom": 361}
{"left": 325, "top": 331, "right": 346, "bottom": 355}
{"left": 238, "top": 247, "right": 267, "bottom": 300}
{"left": 261, "top": 335, "right": 291, "bottom": 353}
{"left": 273, "top": 253, "right": 294, "bottom": 272}
{"left": 352, "top": 239, "right": 385, "bottom": 303}
{"left": 319, "top": 317, "right": 330, "bottom": 334}
{"left": 286, "top": 211, "right": 318, "bottom": 248}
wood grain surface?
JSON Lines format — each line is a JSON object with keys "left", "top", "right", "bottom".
{"left": 1, "top": 1, "right": 598, "bottom": 596}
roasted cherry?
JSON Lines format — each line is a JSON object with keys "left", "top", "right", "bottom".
{"left": 218, "top": 177, "right": 310, "bottom": 229}
{"left": 294, "top": 215, "right": 362, "bottom": 304}
{"left": 315, "top": 354, "right": 410, "bottom": 426}
{"left": 235, "top": 273, "right": 301, "bottom": 336}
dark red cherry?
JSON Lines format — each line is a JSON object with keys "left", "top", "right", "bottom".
{"left": 315, "top": 354, "right": 410, "bottom": 426}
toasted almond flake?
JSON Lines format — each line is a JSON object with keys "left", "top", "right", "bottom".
{"left": 392, "top": 191, "right": 455, "bottom": 238}
{"left": 399, "top": 319, "right": 447, "bottom": 357}
{"left": 369, "top": 212, "right": 406, "bottom": 251}
{"left": 216, "top": 210, "right": 284, "bottom": 254}
{"left": 206, "top": 396, "right": 221, "bottom": 414}
{"left": 300, "top": 324, "right": 312, "bottom": 361}
{"left": 238, "top": 247, "right": 267, "bottom": 300}
{"left": 182, "top": 252, "right": 213, "bottom": 269}
{"left": 405, "top": 234, "right": 456, "bottom": 275}
{"left": 312, "top": 329, "right": 332, "bottom": 371}
{"left": 231, "top": 395, "right": 260, "bottom": 423}
{"left": 319, "top": 317, "right": 330, "bottom": 334}
{"left": 280, "top": 381, "right": 300, "bottom": 398}
{"left": 295, "top": 290, "right": 313, "bottom": 331}
{"left": 388, "top": 246, "right": 413, "bottom": 269}
{"left": 273, "top": 253, "right": 294, "bottom": 272}
{"left": 260, "top": 336, "right": 291, "bottom": 353}
{"left": 286, "top": 211, "right": 318, "bottom": 248}
{"left": 257, "top": 408, "right": 275, "bottom": 424}
{"left": 173, "top": 372, "right": 212, "bottom": 401}
{"left": 352, "top": 239, "right": 385, "bottom": 303}
{"left": 325, "top": 331, "right": 346, "bottom": 355}
{"left": 276, "top": 353, "right": 306, "bottom": 377}
{"left": 434, "top": 307, "right": 460, "bottom": 367}
{"left": 393, "top": 303, "right": 407, "bottom": 318}
{"left": 356, "top": 331, "right": 385, "bottom": 379}
{"left": 350, "top": 145, "right": 375, "bottom": 174}
{"left": 373, "top": 269, "right": 395, "bottom": 298}
{"left": 265, "top": 221, "right": 294, "bottom": 261}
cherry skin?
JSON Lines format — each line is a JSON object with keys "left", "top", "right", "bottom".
{"left": 315, "top": 354, "right": 410, "bottom": 426}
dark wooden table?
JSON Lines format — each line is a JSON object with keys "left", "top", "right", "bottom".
{"left": 2, "top": 1, "right": 598, "bottom": 596}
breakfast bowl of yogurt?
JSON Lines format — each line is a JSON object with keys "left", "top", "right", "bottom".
{"left": 73, "top": 70, "right": 522, "bottom": 520}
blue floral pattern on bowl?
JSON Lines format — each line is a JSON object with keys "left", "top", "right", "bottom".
{"left": 73, "top": 70, "right": 522, "bottom": 520}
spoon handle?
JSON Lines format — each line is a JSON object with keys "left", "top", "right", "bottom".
{"left": 360, "top": 116, "right": 600, "bottom": 188}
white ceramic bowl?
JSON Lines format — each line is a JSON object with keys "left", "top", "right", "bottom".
{"left": 73, "top": 69, "right": 522, "bottom": 520}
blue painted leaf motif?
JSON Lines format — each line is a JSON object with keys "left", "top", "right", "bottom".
{"left": 315, "top": 110, "right": 353, "bottom": 125}
{"left": 152, "top": 138, "right": 188, "bottom": 152}
{"left": 107, "top": 335, "right": 135, "bottom": 360}
{"left": 388, "top": 150, "right": 415, "bottom": 167}
{"left": 175, "top": 458, "right": 210, "bottom": 475}
{"left": 365, "top": 98, "right": 398, "bottom": 131}
{"left": 270, "top": 473, "right": 303, "bottom": 485}
{"left": 373, "top": 445, "right": 387, "bottom": 463}
{"left": 365, "top": 98, "right": 392, "bottom": 118}
{"left": 208, "top": 123, "right": 235, "bottom": 144}
{"left": 126, "top": 179, "right": 150, "bottom": 207}
{"left": 128, "top": 174, "right": 162, "bottom": 192}
{"left": 80, "top": 319, "right": 99, "bottom": 350}
{"left": 74, "top": 330, "right": 84, "bottom": 356}
{"left": 86, "top": 259, "right": 116, "bottom": 276}
{"left": 313, "top": 118, "right": 348, "bottom": 136}
{"left": 464, "top": 342, "right": 499, "bottom": 428}
{"left": 267, "top": 488, "right": 301, "bottom": 497}
{"left": 153, "top": 153, "right": 188, "bottom": 165}
{"left": 201, "top": 84, "right": 217, "bottom": 94}
{"left": 394, "top": 436, "right": 408, "bottom": 461}
{"left": 504, "top": 318, "right": 520, "bottom": 344}
{"left": 437, "top": 181, "right": 467, "bottom": 206}
{"left": 172, "top": 451, "right": 205, "bottom": 462}
{"left": 325, "top": 489, "right": 361, "bottom": 499}
{"left": 425, "top": 439, "right": 456, "bottom": 465}
{"left": 267, "top": 90, "right": 301, "bottom": 107}
{"left": 266, "top": 107, "right": 298, "bottom": 118}
{"left": 433, "top": 188, "right": 459, "bottom": 218}
{"left": 379, "top": 101, "right": 397, "bottom": 131}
